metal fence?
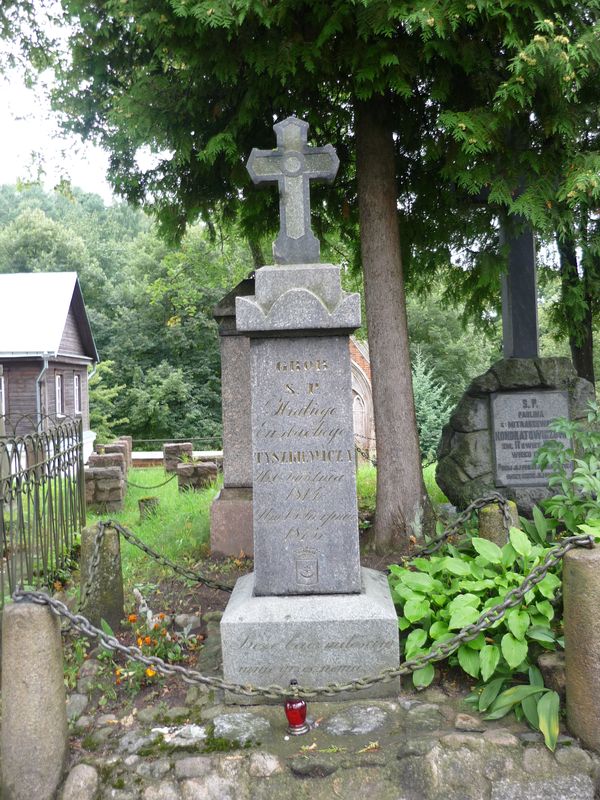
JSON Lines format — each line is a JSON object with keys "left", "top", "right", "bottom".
{"left": 0, "top": 416, "right": 85, "bottom": 607}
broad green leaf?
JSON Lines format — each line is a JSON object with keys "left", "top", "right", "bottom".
{"left": 429, "top": 621, "right": 450, "bottom": 640}
{"left": 458, "top": 644, "right": 480, "bottom": 678}
{"left": 405, "top": 628, "right": 428, "bottom": 658}
{"left": 527, "top": 626, "right": 556, "bottom": 645}
{"left": 478, "top": 677, "right": 505, "bottom": 712}
{"left": 536, "top": 572, "right": 561, "bottom": 599}
{"left": 411, "top": 558, "right": 434, "bottom": 572}
{"left": 480, "top": 644, "right": 501, "bottom": 682}
{"left": 510, "top": 527, "right": 532, "bottom": 557}
{"left": 501, "top": 542, "right": 518, "bottom": 568}
{"left": 532, "top": 505, "right": 548, "bottom": 543}
{"left": 501, "top": 632, "right": 528, "bottom": 669}
{"left": 529, "top": 665, "right": 544, "bottom": 686}
{"left": 521, "top": 693, "right": 540, "bottom": 729}
{"left": 397, "top": 617, "right": 411, "bottom": 631}
{"left": 485, "top": 684, "right": 546, "bottom": 719}
{"left": 535, "top": 600, "right": 554, "bottom": 621}
{"left": 472, "top": 537, "right": 503, "bottom": 563}
{"left": 412, "top": 664, "right": 435, "bottom": 689}
{"left": 449, "top": 605, "right": 481, "bottom": 630}
{"left": 466, "top": 632, "right": 485, "bottom": 650}
{"left": 537, "top": 691, "right": 560, "bottom": 751}
{"left": 401, "top": 572, "right": 435, "bottom": 593}
{"left": 507, "top": 609, "right": 530, "bottom": 641}
{"left": 404, "top": 598, "right": 430, "bottom": 623}
{"left": 101, "top": 618, "right": 115, "bottom": 637}
{"left": 442, "top": 557, "right": 472, "bottom": 576}
{"left": 448, "top": 593, "right": 481, "bottom": 612}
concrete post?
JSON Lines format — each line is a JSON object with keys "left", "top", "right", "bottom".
{"left": 80, "top": 522, "right": 124, "bottom": 631}
{"left": 478, "top": 501, "right": 519, "bottom": 546}
{"left": 564, "top": 546, "right": 600, "bottom": 752}
{"left": 1, "top": 600, "right": 68, "bottom": 800}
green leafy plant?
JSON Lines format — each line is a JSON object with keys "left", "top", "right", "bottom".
{"left": 534, "top": 401, "right": 600, "bottom": 533}
{"left": 389, "top": 528, "right": 563, "bottom": 748}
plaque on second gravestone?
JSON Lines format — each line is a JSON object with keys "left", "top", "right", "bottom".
{"left": 250, "top": 335, "right": 361, "bottom": 596}
{"left": 491, "top": 390, "right": 571, "bottom": 487}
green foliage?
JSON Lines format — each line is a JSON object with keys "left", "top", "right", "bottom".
{"left": 422, "top": 463, "right": 448, "bottom": 505}
{"left": 411, "top": 348, "right": 453, "bottom": 463}
{"left": 89, "top": 361, "right": 129, "bottom": 444}
{"left": 86, "top": 467, "right": 220, "bottom": 585}
{"left": 389, "top": 532, "right": 563, "bottom": 746}
{"left": 356, "top": 462, "right": 377, "bottom": 516}
{"left": 534, "top": 402, "right": 600, "bottom": 532}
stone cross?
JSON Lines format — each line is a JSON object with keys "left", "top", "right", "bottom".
{"left": 500, "top": 215, "right": 539, "bottom": 359}
{"left": 246, "top": 116, "right": 339, "bottom": 265}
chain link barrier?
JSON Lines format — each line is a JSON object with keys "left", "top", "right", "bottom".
{"left": 14, "top": 532, "right": 594, "bottom": 699}
{"left": 14, "top": 488, "right": 595, "bottom": 699}
{"left": 125, "top": 473, "right": 178, "bottom": 491}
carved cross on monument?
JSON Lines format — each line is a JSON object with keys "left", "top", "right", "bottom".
{"left": 246, "top": 116, "right": 339, "bottom": 265}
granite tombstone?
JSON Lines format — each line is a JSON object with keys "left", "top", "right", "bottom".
{"left": 220, "top": 117, "right": 399, "bottom": 697}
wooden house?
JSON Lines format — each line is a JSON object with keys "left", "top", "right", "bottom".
{"left": 0, "top": 272, "right": 99, "bottom": 456}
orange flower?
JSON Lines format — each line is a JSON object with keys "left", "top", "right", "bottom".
{"left": 160, "top": 628, "right": 167, "bottom": 637}
{"left": 153, "top": 623, "right": 160, "bottom": 630}
{"left": 158, "top": 612, "right": 165, "bottom": 620}
{"left": 144, "top": 636, "right": 152, "bottom": 646}
{"left": 145, "top": 667, "right": 156, "bottom": 678}
{"left": 128, "top": 613, "right": 137, "bottom": 623}
{"left": 137, "top": 637, "right": 143, "bottom": 647}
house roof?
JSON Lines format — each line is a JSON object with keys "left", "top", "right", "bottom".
{"left": 0, "top": 272, "right": 99, "bottom": 361}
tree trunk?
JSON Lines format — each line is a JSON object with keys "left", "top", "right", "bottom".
{"left": 557, "top": 235, "right": 595, "bottom": 384}
{"left": 355, "top": 97, "right": 432, "bottom": 554}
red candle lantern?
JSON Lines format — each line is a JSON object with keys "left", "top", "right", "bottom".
{"left": 285, "top": 679, "right": 309, "bottom": 735}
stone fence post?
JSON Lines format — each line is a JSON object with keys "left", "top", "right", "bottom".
{"left": 80, "top": 522, "right": 124, "bottom": 631}
{"left": 563, "top": 545, "right": 600, "bottom": 752}
{"left": 163, "top": 442, "right": 193, "bottom": 473}
{"left": 478, "top": 500, "right": 519, "bottom": 546}
{"left": 1, "top": 600, "right": 68, "bottom": 800}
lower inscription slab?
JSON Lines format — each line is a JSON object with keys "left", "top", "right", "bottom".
{"left": 221, "top": 567, "right": 400, "bottom": 703}
{"left": 491, "top": 390, "right": 571, "bottom": 487}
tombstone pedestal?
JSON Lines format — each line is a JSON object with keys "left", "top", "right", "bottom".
{"left": 222, "top": 568, "right": 400, "bottom": 703}
{"left": 220, "top": 261, "right": 399, "bottom": 699}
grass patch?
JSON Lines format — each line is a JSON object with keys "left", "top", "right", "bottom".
{"left": 86, "top": 467, "right": 221, "bottom": 586}
{"left": 356, "top": 461, "right": 448, "bottom": 513}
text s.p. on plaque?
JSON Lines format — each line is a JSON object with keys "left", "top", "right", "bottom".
{"left": 491, "top": 390, "right": 571, "bottom": 488}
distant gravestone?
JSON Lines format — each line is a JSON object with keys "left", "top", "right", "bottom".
{"left": 220, "top": 117, "right": 399, "bottom": 697}
{"left": 437, "top": 358, "right": 593, "bottom": 515}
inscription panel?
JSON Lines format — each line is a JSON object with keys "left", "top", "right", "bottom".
{"left": 491, "top": 391, "right": 571, "bottom": 487}
{"left": 251, "top": 336, "right": 361, "bottom": 596}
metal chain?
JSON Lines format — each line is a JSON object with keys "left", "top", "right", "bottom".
{"left": 104, "top": 520, "right": 235, "bottom": 593}
{"left": 16, "top": 532, "right": 593, "bottom": 700}
{"left": 409, "top": 492, "right": 514, "bottom": 558}
{"left": 125, "top": 474, "right": 178, "bottom": 491}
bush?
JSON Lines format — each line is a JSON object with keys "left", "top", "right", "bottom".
{"left": 412, "top": 348, "right": 453, "bottom": 464}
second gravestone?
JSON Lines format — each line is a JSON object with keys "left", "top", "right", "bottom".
{"left": 220, "top": 117, "right": 399, "bottom": 698}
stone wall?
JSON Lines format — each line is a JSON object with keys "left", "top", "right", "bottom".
{"left": 177, "top": 462, "right": 218, "bottom": 491}
{"left": 164, "top": 442, "right": 193, "bottom": 473}
{"left": 88, "top": 451, "right": 126, "bottom": 477}
{"left": 436, "top": 357, "right": 594, "bottom": 515}
{"left": 84, "top": 466, "right": 125, "bottom": 512}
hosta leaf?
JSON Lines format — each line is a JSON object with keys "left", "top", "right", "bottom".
{"left": 442, "top": 557, "right": 472, "bottom": 576}
{"left": 458, "top": 643, "right": 480, "bottom": 678}
{"left": 521, "top": 693, "right": 539, "bottom": 729}
{"left": 400, "top": 572, "right": 435, "bottom": 593}
{"left": 480, "top": 644, "right": 501, "bottom": 682}
{"left": 510, "top": 527, "right": 532, "bottom": 557}
{"left": 535, "top": 600, "right": 554, "bottom": 621}
{"left": 404, "top": 598, "right": 430, "bottom": 623}
{"left": 507, "top": 609, "right": 530, "bottom": 641}
{"left": 404, "top": 628, "right": 428, "bottom": 658}
{"left": 478, "top": 677, "right": 505, "bottom": 712}
{"left": 485, "top": 684, "right": 545, "bottom": 719}
{"left": 429, "top": 621, "right": 450, "bottom": 640}
{"left": 537, "top": 691, "right": 560, "bottom": 751}
{"left": 449, "top": 605, "right": 481, "bottom": 630}
{"left": 412, "top": 664, "right": 435, "bottom": 689}
{"left": 397, "top": 617, "right": 411, "bottom": 631}
{"left": 501, "top": 632, "right": 528, "bottom": 669}
{"left": 472, "top": 537, "right": 503, "bottom": 563}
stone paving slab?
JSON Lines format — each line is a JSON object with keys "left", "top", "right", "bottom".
{"left": 59, "top": 682, "right": 600, "bottom": 800}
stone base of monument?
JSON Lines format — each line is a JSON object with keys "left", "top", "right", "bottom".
{"left": 221, "top": 567, "right": 400, "bottom": 704}
{"left": 210, "top": 487, "right": 254, "bottom": 557}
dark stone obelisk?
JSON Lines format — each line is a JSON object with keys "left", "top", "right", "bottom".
{"left": 500, "top": 216, "right": 539, "bottom": 359}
